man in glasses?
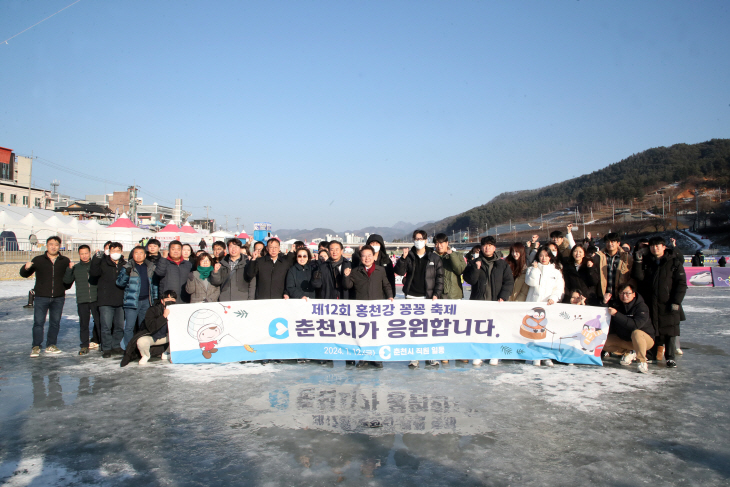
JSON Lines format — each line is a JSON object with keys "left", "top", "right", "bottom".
{"left": 605, "top": 284, "right": 655, "bottom": 373}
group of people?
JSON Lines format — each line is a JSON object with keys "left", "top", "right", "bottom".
{"left": 22, "top": 224, "right": 689, "bottom": 373}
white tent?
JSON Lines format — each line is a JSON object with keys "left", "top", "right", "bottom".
{"left": 45, "top": 215, "right": 76, "bottom": 233}
{"left": 209, "top": 230, "right": 235, "bottom": 239}
{"left": 0, "top": 211, "right": 23, "bottom": 231}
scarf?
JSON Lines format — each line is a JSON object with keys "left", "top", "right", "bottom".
{"left": 167, "top": 255, "right": 183, "bottom": 265}
{"left": 197, "top": 266, "right": 213, "bottom": 280}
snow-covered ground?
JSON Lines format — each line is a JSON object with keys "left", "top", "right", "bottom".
{"left": 684, "top": 229, "right": 713, "bottom": 250}
{"left": 0, "top": 279, "right": 75, "bottom": 299}
{"left": 0, "top": 288, "right": 729, "bottom": 486}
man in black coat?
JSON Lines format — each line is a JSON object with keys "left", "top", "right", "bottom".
{"left": 394, "top": 230, "right": 444, "bottom": 300}
{"left": 344, "top": 245, "right": 393, "bottom": 369}
{"left": 121, "top": 290, "right": 177, "bottom": 367}
{"left": 394, "top": 230, "right": 444, "bottom": 368}
{"left": 605, "top": 284, "right": 655, "bottom": 373}
{"left": 245, "top": 238, "right": 292, "bottom": 299}
{"left": 89, "top": 242, "right": 126, "bottom": 358}
{"left": 632, "top": 236, "right": 687, "bottom": 368}
{"left": 155, "top": 240, "right": 193, "bottom": 303}
{"left": 20, "top": 236, "right": 72, "bottom": 357}
{"left": 312, "top": 240, "right": 352, "bottom": 300}
{"left": 463, "top": 236, "right": 514, "bottom": 303}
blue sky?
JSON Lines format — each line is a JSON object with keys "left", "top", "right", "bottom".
{"left": 1, "top": 1, "right": 728, "bottom": 232}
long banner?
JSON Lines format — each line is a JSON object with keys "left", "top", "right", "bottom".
{"left": 168, "top": 299, "right": 611, "bottom": 366}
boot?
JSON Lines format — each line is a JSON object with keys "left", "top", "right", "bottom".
{"left": 24, "top": 290, "right": 35, "bottom": 308}
{"left": 656, "top": 346, "right": 665, "bottom": 361}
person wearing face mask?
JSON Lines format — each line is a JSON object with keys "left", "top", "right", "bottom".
{"left": 89, "top": 242, "right": 127, "bottom": 358}
{"left": 120, "top": 290, "right": 178, "bottom": 366}
{"left": 394, "top": 230, "right": 444, "bottom": 368}
{"left": 351, "top": 234, "right": 396, "bottom": 297}
{"left": 116, "top": 246, "right": 159, "bottom": 350}
{"left": 596, "top": 232, "right": 634, "bottom": 303}
{"left": 525, "top": 248, "right": 565, "bottom": 366}
{"left": 463, "top": 236, "right": 514, "bottom": 366}
{"left": 465, "top": 245, "right": 481, "bottom": 264}
{"left": 155, "top": 241, "right": 194, "bottom": 304}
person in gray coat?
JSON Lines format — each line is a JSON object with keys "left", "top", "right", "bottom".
{"left": 186, "top": 253, "right": 221, "bottom": 303}
{"left": 154, "top": 241, "right": 193, "bottom": 303}
{"left": 210, "top": 238, "right": 256, "bottom": 301}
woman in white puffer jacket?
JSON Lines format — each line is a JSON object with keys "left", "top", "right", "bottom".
{"left": 525, "top": 248, "right": 565, "bottom": 366}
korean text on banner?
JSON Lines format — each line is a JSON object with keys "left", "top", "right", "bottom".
{"left": 167, "top": 300, "right": 611, "bottom": 366}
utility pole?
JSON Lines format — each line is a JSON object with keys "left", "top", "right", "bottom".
{"left": 204, "top": 206, "right": 211, "bottom": 232}
{"left": 695, "top": 189, "right": 699, "bottom": 230}
{"left": 612, "top": 203, "right": 615, "bottom": 224}
{"left": 225, "top": 215, "right": 229, "bottom": 232}
{"left": 27, "top": 150, "right": 33, "bottom": 208}
{"left": 128, "top": 184, "right": 138, "bottom": 223}
{"left": 235, "top": 217, "right": 240, "bottom": 233}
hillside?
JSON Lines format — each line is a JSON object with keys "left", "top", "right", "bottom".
{"left": 428, "top": 139, "right": 730, "bottom": 235}
{"left": 274, "top": 221, "right": 434, "bottom": 242}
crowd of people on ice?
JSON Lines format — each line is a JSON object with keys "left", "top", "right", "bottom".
{"left": 20, "top": 223, "right": 689, "bottom": 374}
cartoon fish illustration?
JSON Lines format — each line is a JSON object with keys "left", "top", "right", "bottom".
{"left": 244, "top": 344, "right": 256, "bottom": 353}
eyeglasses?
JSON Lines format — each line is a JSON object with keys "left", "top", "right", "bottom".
{"left": 297, "top": 255, "right": 308, "bottom": 259}
{"left": 619, "top": 292, "right": 634, "bottom": 296}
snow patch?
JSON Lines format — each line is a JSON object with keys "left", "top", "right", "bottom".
{"left": 485, "top": 366, "right": 667, "bottom": 413}
{"left": 682, "top": 306, "right": 719, "bottom": 313}
{"left": 0, "top": 280, "right": 75, "bottom": 299}
{"left": 165, "top": 362, "right": 279, "bottom": 383}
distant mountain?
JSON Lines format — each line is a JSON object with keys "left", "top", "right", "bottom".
{"left": 273, "top": 228, "right": 337, "bottom": 241}
{"left": 420, "top": 139, "right": 730, "bottom": 236}
{"left": 273, "top": 221, "right": 435, "bottom": 242}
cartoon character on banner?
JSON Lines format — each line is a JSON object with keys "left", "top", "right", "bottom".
{"left": 520, "top": 307, "right": 549, "bottom": 340}
{"left": 187, "top": 308, "right": 252, "bottom": 359}
{"left": 559, "top": 315, "right": 607, "bottom": 357}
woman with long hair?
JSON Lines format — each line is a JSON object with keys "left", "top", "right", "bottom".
{"left": 182, "top": 244, "right": 197, "bottom": 270}
{"left": 561, "top": 244, "right": 598, "bottom": 305}
{"left": 525, "top": 247, "right": 565, "bottom": 367}
{"left": 506, "top": 242, "right": 529, "bottom": 302}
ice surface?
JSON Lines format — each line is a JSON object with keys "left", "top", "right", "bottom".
{"left": 0, "top": 286, "right": 729, "bottom": 486}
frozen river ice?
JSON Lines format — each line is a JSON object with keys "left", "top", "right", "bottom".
{"left": 0, "top": 284, "right": 729, "bottom": 486}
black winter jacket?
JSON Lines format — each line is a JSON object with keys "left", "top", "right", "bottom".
{"left": 394, "top": 247, "right": 444, "bottom": 299}
{"left": 245, "top": 254, "right": 292, "bottom": 299}
{"left": 632, "top": 248, "right": 687, "bottom": 336}
{"left": 155, "top": 257, "right": 193, "bottom": 303}
{"left": 608, "top": 294, "right": 654, "bottom": 342}
{"left": 463, "top": 253, "right": 514, "bottom": 301}
{"left": 285, "top": 262, "right": 317, "bottom": 299}
{"left": 312, "top": 257, "right": 352, "bottom": 299}
{"left": 89, "top": 254, "right": 125, "bottom": 307}
{"left": 19, "top": 252, "right": 71, "bottom": 298}
{"left": 561, "top": 260, "right": 599, "bottom": 305}
{"left": 345, "top": 265, "right": 393, "bottom": 300}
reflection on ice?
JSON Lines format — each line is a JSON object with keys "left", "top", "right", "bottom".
{"left": 246, "top": 383, "right": 483, "bottom": 435}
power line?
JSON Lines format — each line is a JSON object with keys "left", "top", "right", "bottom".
{"left": 2, "top": 0, "right": 83, "bottom": 45}
{"left": 34, "top": 157, "right": 121, "bottom": 186}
